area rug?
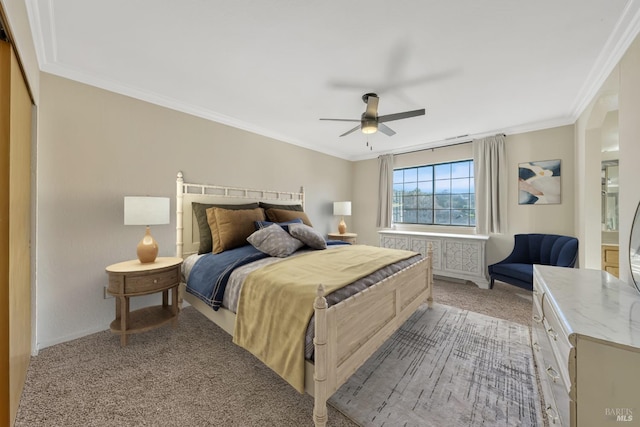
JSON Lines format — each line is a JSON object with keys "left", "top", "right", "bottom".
{"left": 328, "top": 303, "right": 541, "bottom": 426}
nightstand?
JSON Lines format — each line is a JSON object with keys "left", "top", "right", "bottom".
{"left": 106, "top": 257, "right": 182, "bottom": 346}
{"left": 328, "top": 232, "right": 357, "bottom": 244}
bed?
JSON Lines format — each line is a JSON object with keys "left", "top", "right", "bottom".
{"left": 175, "top": 172, "right": 433, "bottom": 426}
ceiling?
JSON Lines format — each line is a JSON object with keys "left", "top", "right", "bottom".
{"left": 27, "top": 1, "right": 640, "bottom": 161}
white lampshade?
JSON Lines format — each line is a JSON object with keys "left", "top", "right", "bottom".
{"left": 124, "top": 197, "right": 170, "bottom": 225}
{"left": 333, "top": 201, "right": 352, "bottom": 216}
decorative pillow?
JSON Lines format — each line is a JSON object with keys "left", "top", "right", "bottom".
{"left": 259, "top": 202, "right": 304, "bottom": 212}
{"left": 265, "top": 208, "right": 313, "bottom": 227}
{"left": 288, "top": 223, "right": 327, "bottom": 250}
{"left": 193, "top": 202, "right": 260, "bottom": 254}
{"left": 206, "top": 207, "right": 266, "bottom": 254}
{"left": 247, "top": 224, "right": 304, "bottom": 257}
{"left": 255, "top": 218, "right": 303, "bottom": 231}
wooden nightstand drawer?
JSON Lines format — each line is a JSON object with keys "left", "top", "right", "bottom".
{"left": 328, "top": 232, "right": 357, "bottom": 244}
{"left": 109, "top": 267, "right": 180, "bottom": 295}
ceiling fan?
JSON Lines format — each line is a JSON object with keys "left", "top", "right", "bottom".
{"left": 320, "top": 93, "right": 425, "bottom": 137}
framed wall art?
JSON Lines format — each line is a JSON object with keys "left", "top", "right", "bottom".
{"left": 518, "top": 159, "right": 561, "bottom": 205}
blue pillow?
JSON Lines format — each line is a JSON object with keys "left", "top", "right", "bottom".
{"left": 255, "top": 218, "right": 303, "bottom": 232}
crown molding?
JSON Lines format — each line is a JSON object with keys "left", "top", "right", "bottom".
{"left": 570, "top": 0, "right": 640, "bottom": 119}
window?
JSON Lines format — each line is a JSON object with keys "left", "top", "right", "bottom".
{"left": 393, "top": 160, "right": 475, "bottom": 226}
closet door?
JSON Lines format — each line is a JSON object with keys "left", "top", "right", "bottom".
{"left": 0, "top": 39, "right": 32, "bottom": 427}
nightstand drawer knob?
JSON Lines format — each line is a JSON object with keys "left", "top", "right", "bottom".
{"left": 153, "top": 279, "right": 158, "bottom": 284}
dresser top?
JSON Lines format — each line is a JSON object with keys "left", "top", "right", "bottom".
{"left": 534, "top": 265, "right": 640, "bottom": 349}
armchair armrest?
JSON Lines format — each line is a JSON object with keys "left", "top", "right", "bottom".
{"left": 491, "top": 235, "right": 532, "bottom": 265}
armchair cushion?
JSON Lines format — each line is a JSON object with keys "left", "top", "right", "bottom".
{"left": 488, "top": 234, "right": 578, "bottom": 291}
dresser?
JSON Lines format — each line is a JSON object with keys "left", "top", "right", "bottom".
{"left": 378, "top": 230, "right": 489, "bottom": 288}
{"left": 532, "top": 265, "right": 640, "bottom": 426}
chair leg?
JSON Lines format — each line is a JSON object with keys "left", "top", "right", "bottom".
{"left": 489, "top": 278, "right": 495, "bottom": 289}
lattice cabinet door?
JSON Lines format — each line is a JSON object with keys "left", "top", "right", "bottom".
{"left": 442, "top": 240, "right": 483, "bottom": 274}
{"left": 379, "top": 235, "right": 410, "bottom": 251}
{"left": 410, "top": 237, "right": 441, "bottom": 271}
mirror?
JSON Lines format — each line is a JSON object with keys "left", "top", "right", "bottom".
{"left": 630, "top": 202, "right": 640, "bottom": 292}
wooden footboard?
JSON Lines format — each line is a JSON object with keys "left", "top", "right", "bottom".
{"left": 312, "top": 246, "right": 433, "bottom": 427}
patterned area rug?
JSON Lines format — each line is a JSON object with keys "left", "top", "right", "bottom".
{"left": 328, "top": 303, "right": 541, "bottom": 427}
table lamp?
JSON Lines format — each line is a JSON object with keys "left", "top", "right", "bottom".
{"left": 333, "top": 201, "right": 351, "bottom": 234}
{"left": 124, "top": 196, "right": 170, "bottom": 263}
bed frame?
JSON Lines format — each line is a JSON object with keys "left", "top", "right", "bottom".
{"left": 175, "top": 171, "right": 433, "bottom": 426}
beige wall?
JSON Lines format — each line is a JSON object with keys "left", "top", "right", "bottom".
{"left": 36, "top": 73, "right": 352, "bottom": 348}
{"left": 618, "top": 35, "right": 640, "bottom": 285}
{"left": 353, "top": 126, "right": 576, "bottom": 266}
{"left": 574, "top": 66, "right": 620, "bottom": 270}
{"left": 574, "top": 33, "right": 640, "bottom": 287}
{"left": 500, "top": 126, "right": 576, "bottom": 264}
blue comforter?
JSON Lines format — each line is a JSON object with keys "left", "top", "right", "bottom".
{"left": 187, "top": 241, "right": 348, "bottom": 310}
{"left": 187, "top": 245, "right": 267, "bottom": 310}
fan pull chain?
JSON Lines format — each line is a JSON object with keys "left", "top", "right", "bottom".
{"left": 366, "top": 140, "right": 372, "bottom": 151}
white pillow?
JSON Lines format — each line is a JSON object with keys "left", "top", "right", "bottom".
{"left": 247, "top": 224, "right": 304, "bottom": 257}
{"left": 288, "top": 223, "right": 327, "bottom": 250}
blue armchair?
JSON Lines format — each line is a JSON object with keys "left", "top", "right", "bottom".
{"left": 488, "top": 234, "right": 578, "bottom": 291}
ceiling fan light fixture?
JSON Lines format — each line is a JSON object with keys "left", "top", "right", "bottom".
{"left": 361, "top": 119, "right": 378, "bottom": 134}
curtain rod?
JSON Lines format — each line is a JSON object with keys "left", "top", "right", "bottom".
{"left": 387, "top": 133, "right": 506, "bottom": 157}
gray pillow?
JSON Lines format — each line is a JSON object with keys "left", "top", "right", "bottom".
{"left": 288, "top": 223, "right": 327, "bottom": 250}
{"left": 247, "top": 224, "right": 304, "bottom": 257}
{"left": 192, "top": 202, "right": 259, "bottom": 254}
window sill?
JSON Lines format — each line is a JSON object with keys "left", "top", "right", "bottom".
{"left": 389, "top": 224, "right": 477, "bottom": 235}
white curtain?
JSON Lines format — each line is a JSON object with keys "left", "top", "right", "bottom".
{"left": 473, "top": 134, "right": 507, "bottom": 234}
{"left": 376, "top": 154, "right": 394, "bottom": 228}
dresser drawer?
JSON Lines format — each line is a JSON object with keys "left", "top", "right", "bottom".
{"left": 532, "top": 307, "right": 570, "bottom": 426}
{"left": 532, "top": 277, "right": 544, "bottom": 308}
{"left": 532, "top": 311, "right": 560, "bottom": 425}
{"left": 542, "top": 294, "right": 572, "bottom": 393}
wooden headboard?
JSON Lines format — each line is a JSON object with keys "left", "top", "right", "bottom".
{"left": 176, "top": 171, "right": 305, "bottom": 258}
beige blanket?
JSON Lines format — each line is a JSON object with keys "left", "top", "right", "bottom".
{"left": 232, "top": 244, "right": 416, "bottom": 392}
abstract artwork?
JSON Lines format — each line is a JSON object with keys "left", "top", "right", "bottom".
{"left": 518, "top": 159, "right": 561, "bottom": 205}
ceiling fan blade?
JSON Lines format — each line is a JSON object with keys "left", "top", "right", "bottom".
{"left": 319, "top": 118, "right": 360, "bottom": 122}
{"left": 339, "top": 125, "right": 361, "bottom": 137}
{"left": 378, "top": 108, "right": 425, "bottom": 123}
{"left": 378, "top": 123, "right": 396, "bottom": 136}
{"left": 365, "top": 95, "right": 379, "bottom": 118}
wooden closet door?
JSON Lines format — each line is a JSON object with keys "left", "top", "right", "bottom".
{"left": 0, "top": 39, "right": 32, "bottom": 427}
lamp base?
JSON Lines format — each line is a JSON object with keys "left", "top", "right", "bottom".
{"left": 137, "top": 226, "right": 159, "bottom": 263}
{"left": 338, "top": 218, "right": 347, "bottom": 234}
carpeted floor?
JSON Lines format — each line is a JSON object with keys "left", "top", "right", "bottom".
{"left": 15, "top": 279, "right": 535, "bottom": 427}
{"left": 432, "top": 278, "right": 533, "bottom": 326}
